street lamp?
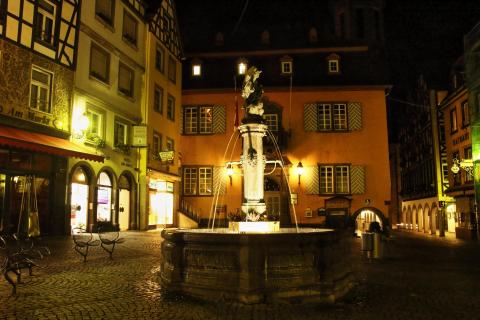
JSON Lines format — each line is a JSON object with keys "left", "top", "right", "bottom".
{"left": 295, "top": 162, "right": 304, "bottom": 185}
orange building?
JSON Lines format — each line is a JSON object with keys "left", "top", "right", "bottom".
{"left": 177, "top": 0, "right": 391, "bottom": 232}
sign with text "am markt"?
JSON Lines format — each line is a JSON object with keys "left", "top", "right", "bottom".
{"left": 132, "top": 125, "right": 147, "bottom": 147}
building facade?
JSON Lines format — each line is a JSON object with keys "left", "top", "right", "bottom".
{"left": 177, "top": 0, "right": 391, "bottom": 232}
{"left": 68, "top": 0, "right": 147, "bottom": 232}
{"left": 139, "top": 0, "right": 183, "bottom": 230}
{"left": 0, "top": 0, "right": 101, "bottom": 236}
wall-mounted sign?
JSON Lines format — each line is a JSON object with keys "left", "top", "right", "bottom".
{"left": 305, "top": 207, "right": 312, "bottom": 217}
{"left": 290, "top": 193, "right": 298, "bottom": 205}
{"left": 132, "top": 125, "right": 147, "bottom": 147}
{"left": 159, "top": 150, "right": 174, "bottom": 163}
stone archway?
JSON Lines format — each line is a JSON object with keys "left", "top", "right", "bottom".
{"left": 424, "top": 204, "right": 431, "bottom": 233}
{"left": 412, "top": 205, "right": 417, "bottom": 230}
{"left": 402, "top": 206, "right": 407, "bottom": 228}
{"left": 418, "top": 205, "right": 424, "bottom": 232}
{"left": 350, "top": 206, "right": 388, "bottom": 234}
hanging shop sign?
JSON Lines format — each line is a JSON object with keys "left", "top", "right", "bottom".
{"left": 132, "top": 125, "right": 147, "bottom": 147}
{"left": 159, "top": 150, "right": 174, "bottom": 163}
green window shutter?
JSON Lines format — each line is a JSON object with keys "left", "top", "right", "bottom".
{"left": 350, "top": 165, "right": 365, "bottom": 194}
{"left": 304, "top": 103, "right": 318, "bottom": 131}
{"left": 348, "top": 102, "right": 362, "bottom": 131}
{"left": 213, "top": 105, "right": 226, "bottom": 134}
{"left": 305, "top": 165, "right": 319, "bottom": 195}
{"left": 213, "top": 166, "right": 226, "bottom": 195}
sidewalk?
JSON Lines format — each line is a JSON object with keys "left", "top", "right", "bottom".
{"left": 1, "top": 230, "right": 480, "bottom": 319}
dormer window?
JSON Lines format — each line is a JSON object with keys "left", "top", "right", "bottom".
{"left": 237, "top": 58, "right": 248, "bottom": 75}
{"left": 192, "top": 59, "right": 202, "bottom": 77}
{"left": 327, "top": 53, "right": 341, "bottom": 74}
{"left": 280, "top": 55, "right": 293, "bottom": 75}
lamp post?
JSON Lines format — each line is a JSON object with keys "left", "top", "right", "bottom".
{"left": 296, "top": 162, "right": 304, "bottom": 185}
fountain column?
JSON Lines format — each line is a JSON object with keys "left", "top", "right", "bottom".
{"left": 239, "top": 123, "right": 268, "bottom": 216}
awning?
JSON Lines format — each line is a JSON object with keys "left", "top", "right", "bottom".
{"left": 0, "top": 126, "right": 104, "bottom": 162}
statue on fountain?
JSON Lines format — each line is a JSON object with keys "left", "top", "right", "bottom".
{"left": 241, "top": 66, "right": 264, "bottom": 123}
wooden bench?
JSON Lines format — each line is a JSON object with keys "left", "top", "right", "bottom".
{"left": 72, "top": 228, "right": 100, "bottom": 262}
{"left": 98, "top": 227, "right": 125, "bottom": 259}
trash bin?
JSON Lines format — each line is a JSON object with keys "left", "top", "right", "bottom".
{"left": 361, "top": 232, "right": 373, "bottom": 252}
{"left": 372, "top": 232, "right": 383, "bottom": 259}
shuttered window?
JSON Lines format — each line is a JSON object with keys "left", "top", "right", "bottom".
{"left": 304, "top": 102, "right": 362, "bottom": 132}
{"left": 183, "top": 105, "right": 225, "bottom": 135}
{"left": 118, "top": 63, "right": 134, "bottom": 97}
{"left": 90, "top": 43, "right": 110, "bottom": 83}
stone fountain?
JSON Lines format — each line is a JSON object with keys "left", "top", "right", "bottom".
{"left": 160, "top": 67, "right": 353, "bottom": 304}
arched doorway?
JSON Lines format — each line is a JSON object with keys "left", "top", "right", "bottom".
{"left": 351, "top": 207, "right": 387, "bottom": 236}
{"left": 118, "top": 173, "right": 133, "bottom": 231}
{"left": 424, "top": 205, "right": 431, "bottom": 233}
{"left": 402, "top": 207, "right": 407, "bottom": 228}
{"left": 431, "top": 205, "right": 438, "bottom": 235}
{"left": 407, "top": 207, "right": 412, "bottom": 229}
{"left": 412, "top": 205, "right": 417, "bottom": 231}
{"left": 97, "top": 171, "right": 114, "bottom": 223}
{"left": 446, "top": 203, "right": 456, "bottom": 232}
{"left": 70, "top": 166, "right": 91, "bottom": 230}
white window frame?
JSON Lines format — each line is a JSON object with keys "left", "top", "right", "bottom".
{"left": 85, "top": 108, "right": 104, "bottom": 141}
{"left": 35, "top": 0, "right": 56, "bottom": 46}
{"left": 317, "top": 103, "right": 347, "bottom": 131}
{"left": 30, "top": 66, "right": 53, "bottom": 113}
{"left": 114, "top": 121, "right": 128, "bottom": 146}
{"left": 281, "top": 61, "right": 292, "bottom": 74}
{"left": 122, "top": 10, "right": 137, "bottom": 46}
{"left": 184, "top": 106, "right": 213, "bottom": 134}
{"left": 166, "top": 137, "right": 174, "bottom": 151}
{"left": 328, "top": 59, "right": 339, "bottom": 73}
{"left": 183, "top": 166, "right": 213, "bottom": 196}
{"left": 263, "top": 114, "right": 279, "bottom": 132}
{"left": 319, "top": 164, "right": 350, "bottom": 194}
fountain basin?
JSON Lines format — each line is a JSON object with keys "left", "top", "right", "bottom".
{"left": 160, "top": 228, "right": 354, "bottom": 304}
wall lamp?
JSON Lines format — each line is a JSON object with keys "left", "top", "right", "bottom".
{"left": 72, "top": 113, "right": 90, "bottom": 139}
{"left": 226, "top": 163, "right": 234, "bottom": 185}
{"left": 295, "top": 161, "right": 304, "bottom": 185}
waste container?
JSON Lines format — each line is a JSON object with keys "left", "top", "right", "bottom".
{"left": 372, "top": 232, "right": 383, "bottom": 259}
{"left": 361, "top": 232, "right": 373, "bottom": 252}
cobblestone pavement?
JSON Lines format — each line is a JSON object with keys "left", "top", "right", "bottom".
{"left": 1, "top": 230, "right": 480, "bottom": 320}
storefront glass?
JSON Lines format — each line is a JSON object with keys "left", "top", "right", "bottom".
{"left": 97, "top": 172, "right": 112, "bottom": 222}
{"left": 148, "top": 180, "right": 174, "bottom": 226}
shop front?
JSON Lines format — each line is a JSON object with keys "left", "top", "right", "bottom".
{"left": 0, "top": 126, "right": 103, "bottom": 236}
{"left": 148, "top": 178, "right": 175, "bottom": 228}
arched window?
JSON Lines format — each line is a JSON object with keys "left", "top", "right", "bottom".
{"left": 97, "top": 172, "right": 112, "bottom": 222}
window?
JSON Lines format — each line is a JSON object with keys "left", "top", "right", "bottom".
{"left": 263, "top": 114, "right": 278, "bottom": 132}
{"left": 192, "top": 59, "right": 202, "bottom": 77}
{"left": 90, "top": 43, "right": 110, "bottom": 83}
{"left": 114, "top": 121, "right": 128, "bottom": 146}
{"left": 317, "top": 103, "right": 347, "bottom": 131}
{"left": 166, "top": 137, "right": 174, "bottom": 151}
{"left": 154, "top": 85, "right": 163, "bottom": 113}
{"left": 85, "top": 109, "right": 104, "bottom": 140}
{"left": 167, "top": 94, "right": 175, "bottom": 121}
{"left": 319, "top": 164, "right": 350, "bottom": 194}
{"left": 450, "top": 108, "right": 458, "bottom": 133}
{"left": 168, "top": 56, "right": 176, "bottom": 83}
{"left": 281, "top": 61, "right": 292, "bottom": 75}
{"left": 184, "top": 106, "right": 213, "bottom": 134}
{"left": 0, "top": 0, "right": 6, "bottom": 25}
{"left": 461, "top": 101, "right": 470, "bottom": 127}
{"left": 155, "top": 45, "right": 164, "bottom": 73}
{"left": 152, "top": 132, "right": 161, "bottom": 159}
{"left": 95, "top": 0, "right": 114, "bottom": 26}
{"left": 118, "top": 62, "right": 134, "bottom": 97}
{"left": 34, "top": 0, "right": 56, "bottom": 46}
{"left": 328, "top": 59, "right": 339, "bottom": 73}
{"left": 122, "top": 11, "right": 137, "bottom": 46}
{"left": 238, "top": 60, "right": 247, "bottom": 75}
{"left": 30, "top": 67, "right": 52, "bottom": 113}
{"left": 183, "top": 166, "right": 213, "bottom": 196}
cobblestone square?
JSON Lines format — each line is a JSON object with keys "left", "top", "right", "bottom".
{"left": 1, "top": 230, "right": 480, "bottom": 320}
